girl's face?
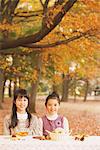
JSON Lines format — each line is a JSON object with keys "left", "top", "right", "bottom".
{"left": 46, "top": 99, "right": 60, "bottom": 115}
{"left": 15, "top": 96, "right": 28, "bottom": 113}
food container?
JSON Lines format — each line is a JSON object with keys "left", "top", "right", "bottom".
{"left": 49, "top": 132, "right": 68, "bottom": 141}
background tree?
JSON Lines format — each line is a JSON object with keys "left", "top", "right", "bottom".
{"left": 0, "top": 0, "right": 99, "bottom": 111}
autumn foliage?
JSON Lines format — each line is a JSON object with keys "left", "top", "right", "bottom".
{"left": 0, "top": 0, "right": 99, "bottom": 110}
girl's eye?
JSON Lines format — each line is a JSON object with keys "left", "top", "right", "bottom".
{"left": 24, "top": 99, "right": 27, "bottom": 101}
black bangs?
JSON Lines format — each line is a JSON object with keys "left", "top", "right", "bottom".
{"left": 17, "top": 94, "right": 28, "bottom": 98}
{"left": 15, "top": 89, "right": 27, "bottom": 96}
{"left": 16, "top": 95, "right": 29, "bottom": 102}
{"left": 45, "top": 91, "right": 61, "bottom": 106}
{"left": 14, "top": 89, "right": 29, "bottom": 101}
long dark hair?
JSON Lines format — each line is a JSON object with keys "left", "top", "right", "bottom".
{"left": 45, "top": 91, "right": 60, "bottom": 106}
{"left": 10, "top": 88, "right": 32, "bottom": 129}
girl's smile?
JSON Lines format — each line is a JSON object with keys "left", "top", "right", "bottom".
{"left": 46, "top": 99, "right": 60, "bottom": 115}
{"left": 15, "top": 96, "right": 28, "bottom": 113}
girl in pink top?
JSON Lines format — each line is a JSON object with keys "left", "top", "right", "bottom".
{"left": 40, "top": 92, "right": 69, "bottom": 136}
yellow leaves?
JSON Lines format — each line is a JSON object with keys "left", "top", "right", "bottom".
{"left": 0, "top": 23, "right": 11, "bottom": 31}
{"left": 17, "top": 0, "right": 42, "bottom": 12}
{"left": 84, "top": 13, "right": 99, "bottom": 31}
{"left": 59, "top": 1, "right": 99, "bottom": 35}
{"left": 0, "top": 0, "right": 98, "bottom": 84}
{"left": 18, "top": 68, "right": 38, "bottom": 82}
{"left": 20, "top": 0, "right": 28, "bottom": 2}
{"left": 0, "top": 56, "right": 12, "bottom": 71}
{"left": 52, "top": 74, "right": 62, "bottom": 84}
{"left": 0, "top": 23, "right": 21, "bottom": 35}
{"left": 44, "top": 4, "right": 64, "bottom": 29}
{"left": 31, "top": 69, "right": 38, "bottom": 81}
{"left": 22, "top": 47, "right": 33, "bottom": 53}
{"left": 80, "top": 0, "right": 100, "bottom": 12}
{"left": 41, "top": 53, "right": 49, "bottom": 65}
{"left": 0, "top": 61, "right": 8, "bottom": 70}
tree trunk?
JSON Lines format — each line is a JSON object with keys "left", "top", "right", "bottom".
{"left": 74, "top": 76, "right": 77, "bottom": 102}
{"left": 8, "top": 79, "right": 12, "bottom": 97}
{"left": 84, "top": 80, "right": 89, "bottom": 102}
{"left": 2, "top": 78, "right": 6, "bottom": 102}
{"left": 0, "top": 69, "right": 4, "bottom": 108}
{"left": 29, "top": 81, "right": 39, "bottom": 113}
{"left": 52, "top": 83, "right": 58, "bottom": 93}
{"left": 13, "top": 79, "right": 17, "bottom": 93}
{"left": 61, "top": 74, "right": 70, "bottom": 102}
{"left": 0, "top": 0, "right": 77, "bottom": 51}
{"left": 29, "top": 53, "right": 42, "bottom": 113}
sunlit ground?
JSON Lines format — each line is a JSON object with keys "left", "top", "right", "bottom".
{"left": 0, "top": 97, "right": 100, "bottom": 135}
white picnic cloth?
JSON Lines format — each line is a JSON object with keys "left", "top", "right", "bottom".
{"left": 0, "top": 136, "right": 100, "bottom": 150}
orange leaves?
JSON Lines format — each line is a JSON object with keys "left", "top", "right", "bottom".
{"left": 0, "top": 60, "right": 8, "bottom": 70}
{"left": 52, "top": 74, "right": 62, "bottom": 84}
{"left": 31, "top": 69, "right": 38, "bottom": 81}
{"left": 0, "top": 23, "right": 22, "bottom": 36}
{"left": 85, "top": 13, "right": 99, "bottom": 31}
{"left": 43, "top": 4, "right": 63, "bottom": 29}
{"left": 21, "top": 68, "right": 38, "bottom": 82}
{"left": 0, "top": 0, "right": 98, "bottom": 85}
{"left": 80, "top": 0, "right": 100, "bottom": 12}
{"left": 0, "top": 23, "right": 12, "bottom": 31}
{"left": 60, "top": 0, "right": 99, "bottom": 37}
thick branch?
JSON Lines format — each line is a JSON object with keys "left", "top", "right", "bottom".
{"left": 0, "top": 0, "right": 77, "bottom": 51}
{"left": 23, "top": 30, "right": 91, "bottom": 49}
{"left": 0, "top": 29, "right": 94, "bottom": 55}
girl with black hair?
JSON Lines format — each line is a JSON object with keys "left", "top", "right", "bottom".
{"left": 3, "top": 88, "right": 42, "bottom": 136}
{"left": 40, "top": 91, "right": 69, "bottom": 136}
